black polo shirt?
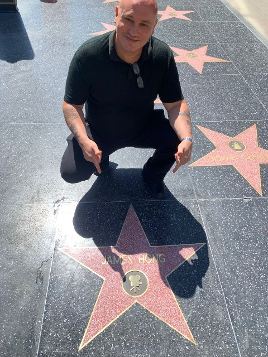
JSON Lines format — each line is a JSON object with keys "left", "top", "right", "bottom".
{"left": 64, "top": 31, "right": 183, "bottom": 142}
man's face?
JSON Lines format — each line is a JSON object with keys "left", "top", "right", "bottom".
{"left": 114, "top": 0, "right": 158, "bottom": 61}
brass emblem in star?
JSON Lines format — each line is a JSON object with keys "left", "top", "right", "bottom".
{"left": 190, "top": 125, "right": 268, "bottom": 195}
{"left": 158, "top": 6, "right": 194, "bottom": 22}
{"left": 122, "top": 270, "right": 148, "bottom": 297}
{"left": 90, "top": 23, "right": 115, "bottom": 35}
{"left": 228, "top": 141, "right": 246, "bottom": 152}
{"left": 170, "top": 45, "right": 230, "bottom": 74}
{"left": 60, "top": 205, "right": 205, "bottom": 350}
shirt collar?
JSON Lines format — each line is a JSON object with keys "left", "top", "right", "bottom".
{"left": 109, "top": 30, "right": 152, "bottom": 63}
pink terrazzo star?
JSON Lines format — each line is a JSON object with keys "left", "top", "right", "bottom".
{"left": 60, "top": 205, "right": 204, "bottom": 350}
{"left": 190, "top": 125, "right": 268, "bottom": 195}
{"left": 90, "top": 23, "right": 115, "bottom": 35}
{"left": 171, "top": 45, "right": 230, "bottom": 74}
{"left": 158, "top": 6, "right": 194, "bottom": 22}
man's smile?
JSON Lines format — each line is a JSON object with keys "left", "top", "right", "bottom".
{"left": 124, "top": 34, "right": 140, "bottom": 42}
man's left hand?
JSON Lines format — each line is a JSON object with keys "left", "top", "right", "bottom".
{"left": 173, "top": 140, "right": 193, "bottom": 173}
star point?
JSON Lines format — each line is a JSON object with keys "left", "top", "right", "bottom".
{"left": 90, "top": 23, "right": 115, "bottom": 35}
{"left": 103, "top": 0, "right": 118, "bottom": 3}
{"left": 60, "top": 205, "right": 204, "bottom": 349}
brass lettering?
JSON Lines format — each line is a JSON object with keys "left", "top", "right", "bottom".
{"left": 121, "top": 255, "right": 127, "bottom": 264}
{"left": 145, "top": 254, "right": 152, "bottom": 263}
{"left": 138, "top": 254, "right": 166, "bottom": 264}
{"left": 244, "top": 154, "right": 266, "bottom": 160}
{"left": 121, "top": 255, "right": 132, "bottom": 264}
{"left": 211, "top": 155, "right": 238, "bottom": 162}
{"left": 158, "top": 254, "right": 166, "bottom": 263}
{"left": 104, "top": 254, "right": 168, "bottom": 265}
{"left": 107, "top": 256, "right": 113, "bottom": 264}
{"left": 102, "top": 255, "right": 126, "bottom": 265}
{"left": 113, "top": 255, "right": 122, "bottom": 264}
{"left": 138, "top": 254, "right": 146, "bottom": 264}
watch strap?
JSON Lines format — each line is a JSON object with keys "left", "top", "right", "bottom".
{"left": 181, "top": 137, "right": 193, "bottom": 142}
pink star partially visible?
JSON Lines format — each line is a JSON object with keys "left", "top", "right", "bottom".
{"left": 158, "top": 6, "right": 194, "bottom": 22}
{"left": 103, "top": 0, "right": 118, "bottom": 3}
{"left": 60, "top": 205, "right": 204, "bottom": 350}
{"left": 90, "top": 23, "right": 115, "bottom": 35}
{"left": 190, "top": 125, "right": 268, "bottom": 195}
{"left": 171, "top": 45, "right": 230, "bottom": 74}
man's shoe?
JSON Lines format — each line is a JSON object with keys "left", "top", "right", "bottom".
{"left": 141, "top": 171, "right": 165, "bottom": 199}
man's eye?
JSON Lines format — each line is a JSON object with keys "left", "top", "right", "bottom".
{"left": 141, "top": 23, "right": 148, "bottom": 27}
{"left": 125, "top": 18, "right": 132, "bottom": 22}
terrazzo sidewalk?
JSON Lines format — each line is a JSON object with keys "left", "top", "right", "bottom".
{"left": 0, "top": 0, "right": 267, "bottom": 356}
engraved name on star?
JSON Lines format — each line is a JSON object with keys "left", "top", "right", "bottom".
{"left": 158, "top": 6, "right": 194, "bottom": 22}
{"left": 60, "top": 205, "right": 204, "bottom": 350}
{"left": 190, "top": 125, "right": 268, "bottom": 195}
{"left": 171, "top": 45, "right": 230, "bottom": 74}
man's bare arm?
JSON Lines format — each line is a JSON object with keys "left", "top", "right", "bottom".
{"left": 163, "top": 99, "right": 193, "bottom": 173}
{"left": 62, "top": 101, "right": 88, "bottom": 144}
{"left": 62, "top": 101, "right": 102, "bottom": 173}
{"left": 163, "top": 99, "right": 192, "bottom": 140}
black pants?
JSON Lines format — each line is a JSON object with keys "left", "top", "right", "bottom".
{"left": 60, "top": 109, "right": 180, "bottom": 184}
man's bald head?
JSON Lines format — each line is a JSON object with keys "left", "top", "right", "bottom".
{"left": 118, "top": 0, "right": 158, "bottom": 17}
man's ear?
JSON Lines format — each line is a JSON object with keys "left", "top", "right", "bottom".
{"left": 114, "top": 5, "right": 119, "bottom": 22}
{"left": 152, "top": 19, "right": 158, "bottom": 35}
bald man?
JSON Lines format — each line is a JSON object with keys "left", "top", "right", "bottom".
{"left": 61, "top": 0, "right": 192, "bottom": 199}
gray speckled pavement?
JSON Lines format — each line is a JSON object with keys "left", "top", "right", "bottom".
{"left": 0, "top": 1, "right": 267, "bottom": 356}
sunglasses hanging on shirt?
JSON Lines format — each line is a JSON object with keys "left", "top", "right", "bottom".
{"left": 132, "top": 63, "right": 144, "bottom": 89}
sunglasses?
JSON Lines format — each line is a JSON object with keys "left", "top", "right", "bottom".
{"left": 132, "top": 63, "right": 144, "bottom": 89}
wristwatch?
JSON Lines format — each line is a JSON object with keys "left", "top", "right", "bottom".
{"left": 181, "top": 137, "right": 193, "bottom": 142}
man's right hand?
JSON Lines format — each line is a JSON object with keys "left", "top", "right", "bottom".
{"left": 62, "top": 101, "right": 103, "bottom": 175}
{"left": 81, "top": 139, "right": 102, "bottom": 174}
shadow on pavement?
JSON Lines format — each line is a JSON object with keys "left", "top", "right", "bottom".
{"left": 73, "top": 167, "right": 209, "bottom": 299}
{"left": 0, "top": 12, "right": 34, "bottom": 62}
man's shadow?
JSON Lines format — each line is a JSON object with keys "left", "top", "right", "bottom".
{"left": 73, "top": 165, "right": 209, "bottom": 299}
{"left": 0, "top": 12, "right": 34, "bottom": 63}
